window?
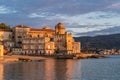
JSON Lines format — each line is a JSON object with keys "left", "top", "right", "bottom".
{"left": 18, "top": 36, "right": 22, "bottom": 38}
{"left": 38, "top": 35, "right": 40, "bottom": 37}
{"left": 50, "top": 38, "right": 54, "bottom": 41}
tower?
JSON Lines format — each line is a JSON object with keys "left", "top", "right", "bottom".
{"left": 55, "top": 23, "right": 66, "bottom": 34}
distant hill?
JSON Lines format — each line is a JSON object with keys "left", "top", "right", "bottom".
{"left": 74, "top": 33, "right": 120, "bottom": 50}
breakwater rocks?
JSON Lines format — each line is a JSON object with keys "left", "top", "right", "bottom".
{"left": 53, "top": 53, "right": 107, "bottom": 59}
{"left": 73, "top": 53, "right": 107, "bottom": 59}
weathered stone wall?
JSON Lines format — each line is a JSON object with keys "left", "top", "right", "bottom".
{"left": 0, "top": 45, "right": 3, "bottom": 59}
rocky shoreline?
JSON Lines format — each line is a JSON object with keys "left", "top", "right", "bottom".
{"left": 0, "top": 54, "right": 107, "bottom": 63}
{"left": 40, "top": 53, "right": 107, "bottom": 59}
{"left": 73, "top": 53, "right": 107, "bottom": 59}
{"left": 0, "top": 55, "right": 46, "bottom": 63}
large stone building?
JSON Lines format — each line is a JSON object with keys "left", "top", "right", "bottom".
{"left": 1, "top": 23, "right": 81, "bottom": 55}
{"left": 0, "top": 29, "right": 14, "bottom": 51}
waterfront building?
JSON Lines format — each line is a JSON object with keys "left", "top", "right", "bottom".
{"left": 100, "top": 49, "right": 120, "bottom": 55}
{"left": 22, "top": 37, "right": 55, "bottom": 55}
{"left": 54, "top": 23, "right": 80, "bottom": 54}
{"left": 0, "top": 29, "right": 12, "bottom": 41}
{"left": 0, "top": 29, "right": 14, "bottom": 51}
{"left": 1, "top": 23, "right": 81, "bottom": 55}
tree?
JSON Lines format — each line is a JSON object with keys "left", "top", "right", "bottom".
{"left": 0, "top": 23, "right": 11, "bottom": 30}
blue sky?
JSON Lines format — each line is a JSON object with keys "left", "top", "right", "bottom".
{"left": 0, "top": 0, "right": 120, "bottom": 36}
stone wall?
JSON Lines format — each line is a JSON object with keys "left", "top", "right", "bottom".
{"left": 0, "top": 45, "right": 3, "bottom": 59}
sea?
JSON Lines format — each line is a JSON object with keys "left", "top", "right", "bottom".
{"left": 0, "top": 55, "right": 120, "bottom": 80}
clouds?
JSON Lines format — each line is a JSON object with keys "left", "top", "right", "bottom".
{"left": 28, "top": 10, "right": 120, "bottom": 28}
{"left": 107, "top": 2, "right": 120, "bottom": 9}
{"left": 0, "top": 5, "right": 17, "bottom": 14}
{"left": 0, "top": 0, "right": 120, "bottom": 36}
{"left": 75, "top": 26, "right": 120, "bottom": 36}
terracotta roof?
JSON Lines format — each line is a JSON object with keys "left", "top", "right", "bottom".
{"left": 55, "top": 22, "right": 66, "bottom": 29}
{"left": 14, "top": 25, "right": 30, "bottom": 28}
{"left": 30, "top": 28, "right": 54, "bottom": 32}
{"left": 42, "top": 26, "right": 50, "bottom": 29}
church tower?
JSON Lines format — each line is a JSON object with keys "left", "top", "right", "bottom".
{"left": 55, "top": 23, "right": 66, "bottom": 34}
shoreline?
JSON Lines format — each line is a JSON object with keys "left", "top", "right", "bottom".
{"left": 0, "top": 53, "right": 108, "bottom": 63}
{"left": 0, "top": 55, "right": 47, "bottom": 63}
{"left": 73, "top": 53, "right": 107, "bottom": 59}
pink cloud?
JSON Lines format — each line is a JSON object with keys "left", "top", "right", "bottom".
{"left": 107, "top": 2, "right": 120, "bottom": 9}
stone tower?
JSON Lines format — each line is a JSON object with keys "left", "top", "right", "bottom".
{"left": 55, "top": 23, "right": 66, "bottom": 34}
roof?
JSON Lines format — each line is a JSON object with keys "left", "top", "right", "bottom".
{"left": 55, "top": 22, "right": 66, "bottom": 29}
{"left": 42, "top": 26, "right": 50, "bottom": 29}
{"left": 14, "top": 25, "right": 30, "bottom": 28}
{"left": 13, "top": 24, "right": 54, "bottom": 32}
{"left": 30, "top": 28, "right": 54, "bottom": 32}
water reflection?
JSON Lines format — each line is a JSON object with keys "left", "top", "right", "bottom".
{"left": 45, "top": 59, "right": 81, "bottom": 80}
{"left": 44, "top": 59, "right": 55, "bottom": 80}
{"left": 54, "top": 59, "right": 81, "bottom": 80}
{"left": 0, "top": 59, "right": 81, "bottom": 80}
{"left": 66, "top": 60, "right": 81, "bottom": 80}
{"left": 1, "top": 57, "right": 120, "bottom": 80}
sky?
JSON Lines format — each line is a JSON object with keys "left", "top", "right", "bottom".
{"left": 0, "top": 0, "right": 120, "bottom": 36}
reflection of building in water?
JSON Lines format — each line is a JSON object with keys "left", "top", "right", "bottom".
{"left": 0, "top": 59, "right": 82, "bottom": 80}
{"left": 44, "top": 59, "right": 81, "bottom": 80}
{"left": 44, "top": 59, "right": 55, "bottom": 80}
{"left": 53, "top": 59, "right": 82, "bottom": 80}
{"left": 0, "top": 64, "right": 3, "bottom": 80}
{"left": 66, "top": 60, "right": 81, "bottom": 79}
{"left": 66, "top": 60, "right": 74, "bottom": 79}
{"left": 21, "top": 62, "right": 46, "bottom": 80}
{"left": 54, "top": 60, "right": 68, "bottom": 80}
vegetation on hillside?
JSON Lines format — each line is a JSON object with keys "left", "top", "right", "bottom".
{"left": 74, "top": 33, "right": 120, "bottom": 52}
{"left": 0, "top": 23, "right": 11, "bottom": 30}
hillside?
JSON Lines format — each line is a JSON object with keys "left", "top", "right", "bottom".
{"left": 74, "top": 33, "right": 120, "bottom": 50}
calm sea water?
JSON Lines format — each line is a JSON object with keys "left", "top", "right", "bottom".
{"left": 0, "top": 55, "right": 120, "bottom": 80}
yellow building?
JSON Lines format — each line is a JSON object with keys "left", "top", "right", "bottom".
{"left": 13, "top": 25, "right": 30, "bottom": 47}
{"left": 54, "top": 23, "right": 81, "bottom": 54}
{"left": 22, "top": 37, "right": 55, "bottom": 55}
{"left": 13, "top": 25, "right": 54, "bottom": 48}
{"left": 0, "top": 29, "right": 12, "bottom": 41}
{"left": 0, "top": 42, "right": 3, "bottom": 59}
{"left": 13, "top": 23, "right": 81, "bottom": 55}
{"left": 0, "top": 29, "right": 14, "bottom": 52}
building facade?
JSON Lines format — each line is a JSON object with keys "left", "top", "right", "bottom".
{"left": 22, "top": 37, "right": 55, "bottom": 55}
{"left": 0, "top": 29, "right": 14, "bottom": 52}
{"left": 1, "top": 23, "right": 81, "bottom": 55}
